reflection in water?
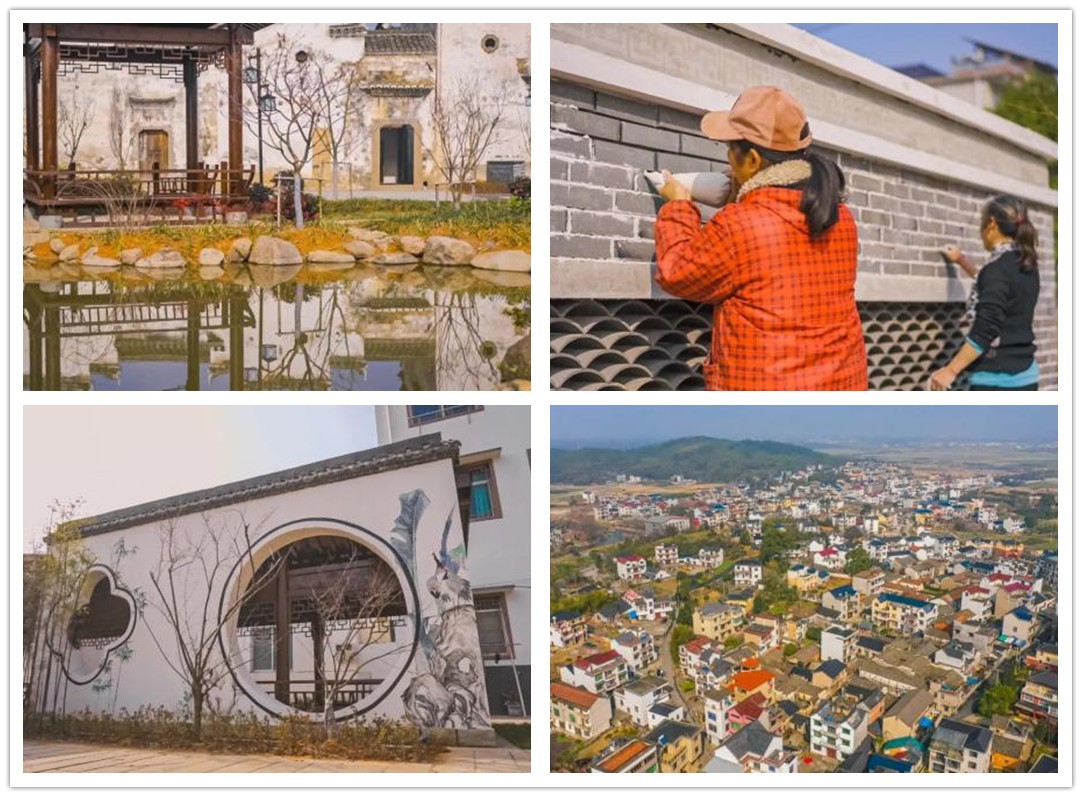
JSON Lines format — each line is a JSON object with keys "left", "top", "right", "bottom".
{"left": 23, "top": 262, "right": 529, "bottom": 391}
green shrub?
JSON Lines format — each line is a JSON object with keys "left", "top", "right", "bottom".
{"left": 24, "top": 707, "right": 440, "bottom": 762}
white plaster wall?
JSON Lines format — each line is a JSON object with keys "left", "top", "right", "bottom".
{"left": 376, "top": 406, "right": 531, "bottom": 669}
{"left": 44, "top": 454, "right": 488, "bottom": 728}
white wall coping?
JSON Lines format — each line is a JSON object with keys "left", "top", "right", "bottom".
{"left": 551, "top": 39, "right": 1058, "bottom": 208}
{"left": 550, "top": 259, "right": 972, "bottom": 303}
{"left": 722, "top": 23, "right": 1058, "bottom": 162}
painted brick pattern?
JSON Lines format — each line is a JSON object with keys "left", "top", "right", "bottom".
{"left": 551, "top": 78, "right": 1058, "bottom": 389}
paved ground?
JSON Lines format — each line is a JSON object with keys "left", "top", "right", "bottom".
{"left": 23, "top": 740, "right": 529, "bottom": 774}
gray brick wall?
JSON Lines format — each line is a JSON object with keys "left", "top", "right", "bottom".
{"left": 550, "top": 77, "right": 1059, "bottom": 390}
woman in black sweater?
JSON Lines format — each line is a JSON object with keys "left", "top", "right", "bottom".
{"left": 929, "top": 194, "right": 1041, "bottom": 391}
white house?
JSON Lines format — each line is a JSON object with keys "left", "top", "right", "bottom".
{"left": 734, "top": 559, "right": 763, "bottom": 588}
{"left": 610, "top": 630, "right": 659, "bottom": 676}
{"left": 614, "top": 677, "right": 681, "bottom": 728}
{"left": 375, "top": 404, "right": 530, "bottom": 718}
{"left": 30, "top": 432, "right": 496, "bottom": 742}
{"left": 614, "top": 555, "right": 648, "bottom": 581}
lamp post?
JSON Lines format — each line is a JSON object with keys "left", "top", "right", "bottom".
{"left": 244, "top": 48, "right": 276, "bottom": 185}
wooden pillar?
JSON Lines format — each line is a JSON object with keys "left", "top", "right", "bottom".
{"left": 40, "top": 25, "right": 59, "bottom": 199}
{"left": 229, "top": 295, "right": 245, "bottom": 389}
{"left": 185, "top": 300, "right": 201, "bottom": 391}
{"left": 312, "top": 617, "right": 326, "bottom": 712}
{"left": 274, "top": 563, "right": 290, "bottom": 705}
{"left": 226, "top": 27, "right": 244, "bottom": 197}
{"left": 184, "top": 59, "right": 198, "bottom": 192}
{"left": 24, "top": 288, "right": 44, "bottom": 390}
{"left": 44, "top": 304, "right": 61, "bottom": 390}
{"left": 24, "top": 37, "right": 40, "bottom": 171}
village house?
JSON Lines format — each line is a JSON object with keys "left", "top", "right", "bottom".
{"left": 590, "top": 739, "right": 659, "bottom": 773}
{"left": 614, "top": 554, "right": 648, "bottom": 581}
{"left": 821, "top": 626, "right": 858, "bottom": 663}
{"left": 872, "top": 593, "right": 938, "bottom": 635}
{"left": 550, "top": 611, "right": 588, "bottom": 648}
{"left": 704, "top": 721, "right": 799, "bottom": 773}
{"left": 654, "top": 543, "right": 679, "bottom": 567}
{"left": 614, "top": 677, "right": 684, "bottom": 729}
{"left": 928, "top": 718, "right": 993, "bottom": 773}
{"left": 559, "top": 649, "right": 629, "bottom": 695}
{"left": 821, "top": 585, "right": 860, "bottom": 620}
{"left": 693, "top": 602, "right": 743, "bottom": 642}
{"left": 643, "top": 720, "right": 704, "bottom": 773}
{"left": 703, "top": 688, "right": 735, "bottom": 745}
{"left": 1016, "top": 670, "right": 1058, "bottom": 725}
{"left": 551, "top": 682, "right": 613, "bottom": 740}
{"left": 609, "top": 630, "right": 659, "bottom": 676}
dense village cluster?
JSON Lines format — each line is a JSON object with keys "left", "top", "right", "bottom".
{"left": 550, "top": 460, "right": 1058, "bottom": 774}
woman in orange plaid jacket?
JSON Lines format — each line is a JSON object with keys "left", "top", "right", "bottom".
{"left": 655, "top": 86, "right": 867, "bottom": 391}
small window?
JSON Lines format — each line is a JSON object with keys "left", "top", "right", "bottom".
{"left": 468, "top": 463, "right": 500, "bottom": 520}
{"left": 481, "top": 34, "right": 500, "bottom": 53}
{"left": 407, "top": 405, "right": 481, "bottom": 426}
{"left": 475, "top": 593, "right": 513, "bottom": 660}
{"left": 250, "top": 628, "right": 291, "bottom": 672}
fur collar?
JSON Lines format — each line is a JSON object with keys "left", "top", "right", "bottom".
{"left": 736, "top": 158, "right": 812, "bottom": 201}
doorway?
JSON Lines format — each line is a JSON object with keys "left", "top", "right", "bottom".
{"left": 138, "top": 130, "right": 170, "bottom": 171}
{"left": 379, "top": 125, "right": 414, "bottom": 185}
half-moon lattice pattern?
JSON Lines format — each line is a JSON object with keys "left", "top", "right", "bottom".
{"left": 550, "top": 300, "right": 970, "bottom": 391}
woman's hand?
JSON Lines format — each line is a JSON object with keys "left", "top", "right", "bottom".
{"left": 928, "top": 367, "right": 957, "bottom": 391}
{"left": 941, "top": 245, "right": 963, "bottom": 263}
{"left": 658, "top": 170, "right": 692, "bottom": 203}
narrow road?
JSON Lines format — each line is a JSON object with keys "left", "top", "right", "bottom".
{"left": 658, "top": 616, "right": 698, "bottom": 723}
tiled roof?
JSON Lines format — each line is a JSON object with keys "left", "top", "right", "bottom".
{"left": 66, "top": 435, "right": 456, "bottom": 537}
{"left": 551, "top": 682, "right": 600, "bottom": 709}
{"left": 730, "top": 669, "right": 775, "bottom": 692}
{"left": 364, "top": 28, "right": 437, "bottom": 55}
{"left": 594, "top": 740, "right": 653, "bottom": 772}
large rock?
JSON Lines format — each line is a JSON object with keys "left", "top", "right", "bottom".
{"left": 199, "top": 247, "right": 225, "bottom": 266}
{"left": 370, "top": 252, "right": 419, "bottom": 266}
{"left": 229, "top": 237, "right": 252, "bottom": 263}
{"left": 249, "top": 235, "right": 303, "bottom": 266}
{"left": 398, "top": 235, "right": 427, "bottom": 255}
{"left": 81, "top": 247, "right": 121, "bottom": 268}
{"left": 344, "top": 240, "right": 377, "bottom": 259}
{"left": 499, "top": 333, "right": 531, "bottom": 382}
{"left": 49, "top": 237, "right": 66, "bottom": 254}
{"left": 306, "top": 249, "right": 355, "bottom": 264}
{"left": 58, "top": 243, "right": 80, "bottom": 262}
{"left": 422, "top": 236, "right": 476, "bottom": 265}
{"left": 119, "top": 248, "right": 143, "bottom": 265}
{"left": 142, "top": 249, "right": 187, "bottom": 269}
{"left": 348, "top": 227, "right": 392, "bottom": 245}
{"left": 471, "top": 250, "right": 531, "bottom": 273}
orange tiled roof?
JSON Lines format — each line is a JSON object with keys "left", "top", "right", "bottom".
{"left": 730, "top": 669, "right": 775, "bottom": 692}
{"left": 596, "top": 740, "right": 652, "bottom": 772}
{"left": 551, "top": 682, "right": 599, "bottom": 709}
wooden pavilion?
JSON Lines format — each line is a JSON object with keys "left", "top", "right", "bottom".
{"left": 23, "top": 23, "right": 267, "bottom": 221}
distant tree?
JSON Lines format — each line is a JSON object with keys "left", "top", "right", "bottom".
{"left": 978, "top": 684, "right": 1020, "bottom": 718}
{"left": 806, "top": 626, "right": 822, "bottom": 643}
{"left": 723, "top": 635, "right": 743, "bottom": 650}
{"left": 846, "top": 546, "right": 874, "bottom": 575}
{"left": 783, "top": 642, "right": 799, "bottom": 657}
{"left": 739, "top": 529, "right": 752, "bottom": 546}
{"left": 59, "top": 95, "right": 94, "bottom": 169}
{"left": 669, "top": 623, "right": 694, "bottom": 664}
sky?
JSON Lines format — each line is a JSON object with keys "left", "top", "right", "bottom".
{"left": 792, "top": 23, "right": 1058, "bottom": 74}
{"left": 551, "top": 406, "right": 1057, "bottom": 449}
{"left": 23, "top": 406, "right": 379, "bottom": 551}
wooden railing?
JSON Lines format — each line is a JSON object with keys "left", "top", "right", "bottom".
{"left": 24, "top": 163, "right": 256, "bottom": 225}
{"left": 253, "top": 677, "right": 382, "bottom": 712}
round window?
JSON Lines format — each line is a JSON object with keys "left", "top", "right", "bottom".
{"left": 481, "top": 34, "right": 500, "bottom": 54}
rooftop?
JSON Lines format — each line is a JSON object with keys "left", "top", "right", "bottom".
{"left": 551, "top": 682, "right": 600, "bottom": 709}
{"left": 593, "top": 740, "right": 654, "bottom": 773}
{"left": 66, "top": 435, "right": 457, "bottom": 537}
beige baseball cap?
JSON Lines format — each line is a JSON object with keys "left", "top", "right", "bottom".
{"left": 701, "top": 85, "right": 813, "bottom": 152}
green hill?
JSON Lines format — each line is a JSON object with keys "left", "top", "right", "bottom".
{"left": 551, "top": 436, "right": 831, "bottom": 485}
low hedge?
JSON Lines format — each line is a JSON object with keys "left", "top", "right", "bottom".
{"left": 24, "top": 707, "right": 442, "bottom": 762}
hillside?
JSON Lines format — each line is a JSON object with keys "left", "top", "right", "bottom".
{"left": 551, "top": 436, "right": 832, "bottom": 485}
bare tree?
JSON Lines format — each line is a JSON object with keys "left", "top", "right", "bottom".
{"left": 59, "top": 95, "right": 94, "bottom": 170}
{"left": 304, "top": 551, "right": 410, "bottom": 734}
{"left": 24, "top": 499, "right": 94, "bottom": 721}
{"left": 315, "top": 61, "right": 365, "bottom": 200}
{"left": 425, "top": 77, "right": 510, "bottom": 210}
{"left": 246, "top": 34, "right": 331, "bottom": 229}
{"left": 108, "top": 87, "right": 131, "bottom": 171}
{"left": 143, "top": 511, "right": 279, "bottom": 739}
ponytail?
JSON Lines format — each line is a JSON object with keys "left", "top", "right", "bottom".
{"left": 800, "top": 151, "right": 845, "bottom": 237}
{"left": 982, "top": 194, "right": 1039, "bottom": 271}
{"left": 729, "top": 140, "right": 845, "bottom": 237}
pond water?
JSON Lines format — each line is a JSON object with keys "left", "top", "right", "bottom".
{"left": 23, "top": 260, "right": 529, "bottom": 391}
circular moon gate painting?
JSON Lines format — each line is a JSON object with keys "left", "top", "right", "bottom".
{"left": 219, "top": 524, "right": 420, "bottom": 721}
